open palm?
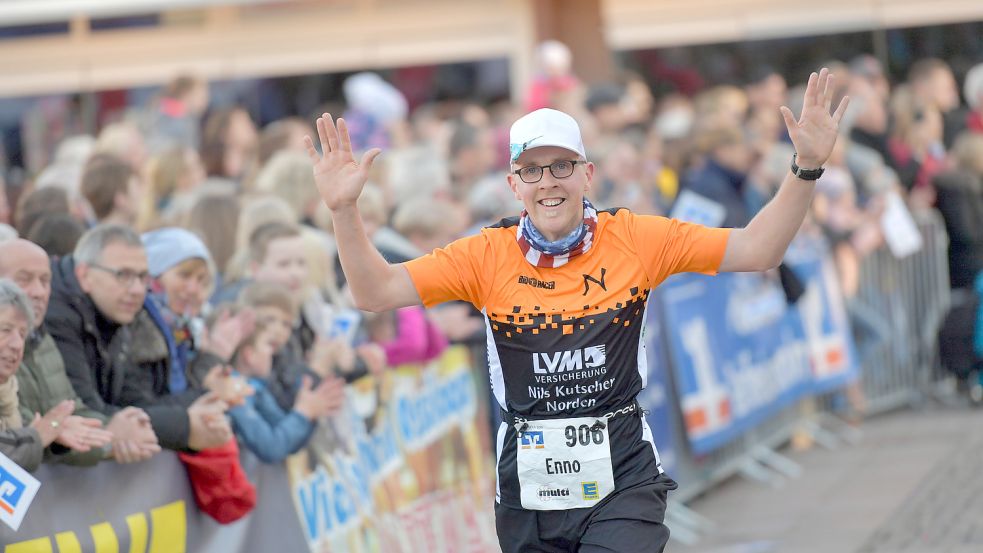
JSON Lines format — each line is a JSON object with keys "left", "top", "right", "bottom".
{"left": 780, "top": 68, "right": 850, "bottom": 169}
{"left": 305, "top": 113, "right": 382, "bottom": 211}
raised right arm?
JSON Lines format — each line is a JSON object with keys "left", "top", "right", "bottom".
{"left": 305, "top": 114, "right": 420, "bottom": 313}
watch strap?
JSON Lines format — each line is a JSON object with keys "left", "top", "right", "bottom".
{"left": 791, "top": 153, "right": 825, "bottom": 181}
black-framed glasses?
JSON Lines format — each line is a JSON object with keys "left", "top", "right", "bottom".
{"left": 88, "top": 263, "right": 151, "bottom": 288}
{"left": 512, "top": 160, "right": 586, "bottom": 184}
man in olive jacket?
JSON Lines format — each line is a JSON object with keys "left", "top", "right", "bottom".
{"left": 0, "top": 239, "right": 160, "bottom": 464}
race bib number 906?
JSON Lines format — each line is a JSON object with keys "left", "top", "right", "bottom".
{"left": 516, "top": 416, "right": 615, "bottom": 510}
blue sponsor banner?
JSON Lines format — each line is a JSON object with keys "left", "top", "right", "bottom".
{"left": 640, "top": 303, "right": 679, "bottom": 475}
{"left": 657, "top": 239, "right": 858, "bottom": 455}
{"left": 784, "top": 238, "right": 860, "bottom": 394}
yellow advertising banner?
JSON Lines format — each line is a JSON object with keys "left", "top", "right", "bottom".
{"left": 288, "top": 346, "right": 501, "bottom": 552}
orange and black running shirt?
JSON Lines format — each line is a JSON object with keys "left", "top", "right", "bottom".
{"left": 403, "top": 207, "right": 730, "bottom": 506}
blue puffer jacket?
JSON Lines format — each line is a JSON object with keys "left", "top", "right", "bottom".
{"left": 228, "top": 376, "right": 314, "bottom": 464}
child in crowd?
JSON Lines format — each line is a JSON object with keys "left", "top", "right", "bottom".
{"left": 238, "top": 224, "right": 381, "bottom": 407}
{"left": 222, "top": 310, "right": 345, "bottom": 464}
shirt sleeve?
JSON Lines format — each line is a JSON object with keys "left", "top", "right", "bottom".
{"left": 229, "top": 383, "right": 313, "bottom": 464}
{"left": 401, "top": 233, "right": 492, "bottom": 310}
{"left": 629, "top": 212, "right": 732, "bottom": 286}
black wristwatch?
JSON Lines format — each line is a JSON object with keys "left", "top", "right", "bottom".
{"left": 790, "top": 153, "right": 825, "bottom": 181}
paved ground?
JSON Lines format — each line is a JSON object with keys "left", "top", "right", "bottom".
{"left": 670, "top": 404, "right": 983, "bottom": 553}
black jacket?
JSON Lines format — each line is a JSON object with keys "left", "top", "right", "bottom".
{"left": 933, "top": 170, "right": 983, "bottom": 289}
{"left": 45, "top": 255, "right": 198, "bottom": 450}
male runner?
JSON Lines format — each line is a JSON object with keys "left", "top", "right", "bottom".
{"left": 306, "top": 68, "right": 847, "bottom": 552}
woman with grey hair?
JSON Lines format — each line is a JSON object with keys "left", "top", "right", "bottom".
{"left": 0, "top": 278, "right": 112, "bottom": 471}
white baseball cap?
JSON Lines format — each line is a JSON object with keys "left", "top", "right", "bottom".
{"left": 509, "top": 108, "right": 586, "bottom": 164}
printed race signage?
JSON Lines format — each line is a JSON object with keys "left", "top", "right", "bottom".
{"left": 0, "top": 452, "right": 40, "bottom": 531}
{"left": 658, "top": 237, "right": 858, "bottom": 454}
{"left": 288, "top": 346, "right": 500, "bottom": 552}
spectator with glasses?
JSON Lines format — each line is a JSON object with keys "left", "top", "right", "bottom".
{"left": 0, "top": 239, "right": 159, "bottom": 466}
{"left": 45, "top": 224, "right": 234, "bottom": 453}
{"left": 308, "top": 67, "right": 848, "bottom": 553}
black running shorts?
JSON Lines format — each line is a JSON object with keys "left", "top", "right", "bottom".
{"left": 494, "top": 473, "right": 678, "bottom": 553}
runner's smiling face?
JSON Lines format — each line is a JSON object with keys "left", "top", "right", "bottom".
{"left": 508, "top": 146, "right": 594, "bottom": 242}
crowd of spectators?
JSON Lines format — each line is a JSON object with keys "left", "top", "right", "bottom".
{"left": 0, "top": 41, "right": 981, "bottom": 514}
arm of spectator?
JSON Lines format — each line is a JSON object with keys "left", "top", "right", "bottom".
{"left": 140, "top": 404, "right": 192, "bottom": 451}
{"left": 186, "top": 392, "right": 232, "bottom": 452}
{"left": 377, "top": 307, "right": 430, "bottom": 366}
{"left": 422, "top": 312, "right": 450, "bottom": 360}
{"left": 45, "top": 425, "right": 114, "bottom": 466}
{"left": 185, "top": 350, "right": 226, "bottom": 390}
{"left": 308, "top": 337, "right": 366, "bottom": 379}
{"left": 266, "top": 352, "right": 309, "bottom": 412}
{"left": 720, "top": 68, "right": 849, "bottom": 273}
{"left": 120, "top": 364, "right": 204, "bottom": 410}
{"left": 427, "top": 303, "right": 484, "bottom": 343}
{"left": 356, "top": 343, "right": 387, "bottom": 377}
{"left": 306, "top": 114, "right": 421, "bottom": 313}
{"left": 71, "top": 399, "right": 109, "bottom": 426}
{"left": 29, "top": 400, "right": 73, "bottom": 447}
{"left": 32, "top": 381, "right": 117, "bottom": 466}
{"left": 106, "top": 407, "right": 161, "bottom": 464}
{"left": 24, "top": 400, "right": 90, "bottom": 469}
{"left": 228, "top": 389, "right": 314, "bottom": 464}
{"left": 292, "top": 376, "right": 346, "bottom": 420}
{"left": 197, "top": 308, "right": 255, "bottom": 366}
{"left": 200, "top": 364, "right": 253, "bottom": 406}
{"left": 0, "top": 427, "right": 44, "bottom": 472}
{"left": 51, "top": 415, "right": 113, "bottom": 452}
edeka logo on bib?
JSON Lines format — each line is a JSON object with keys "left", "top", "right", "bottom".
{"left": 520, "top": 431, "right": 545, "bottom": 450}
{"left": 582, "top": 481, "right": 599, "bottom": 500}
{"left": 533, "top": 344, "right": 606, "bottom": 374}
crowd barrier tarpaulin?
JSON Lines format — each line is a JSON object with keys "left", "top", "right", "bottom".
{"left": 638, "top": 302, "right": 680, "bottom": 476}
{"left": 286, "top": 345, "right": 500, "bottom": 553}
{"left": 658, "top": 237, "right": 859, "bottom": 455}
{"left": 784, "top": 235, "right": 860, "bottom": 395}
{"left": 0, "top": 448, "right": 307, "bottom": 553}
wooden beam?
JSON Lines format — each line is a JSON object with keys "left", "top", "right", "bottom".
{"left": 604, "top": 0, "right": 983, "bottom": 50}
{"left": 0, "top": 1, "right": 523, "bottom": 98}
{"left": 1, "top": 0, "right": 982, "bottom": 99}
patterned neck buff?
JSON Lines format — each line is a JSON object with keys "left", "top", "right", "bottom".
{"left": 516, "top": 198, "right": 598, "bottom": 268}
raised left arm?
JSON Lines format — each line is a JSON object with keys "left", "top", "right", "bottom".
{"left": 720, "top": 67, "right": 849, "bottom": 272}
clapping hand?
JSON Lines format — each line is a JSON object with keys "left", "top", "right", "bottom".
{"left": 187, "top": 392, "right": 233, "bottom": 451}
{"left": 107, "top": 407, "right": 160, "bottom": 463}
{"left": 201, "top": 308, "right": 255, "bottom": 362}
{"left": 31, "top": 400, "right": 113, "bottom": 452}
{"left": 293, "top": 375, "right": 346, "bottom": 420}
{"left": 203, "top": 364, "right": 254, "bottom": 407}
